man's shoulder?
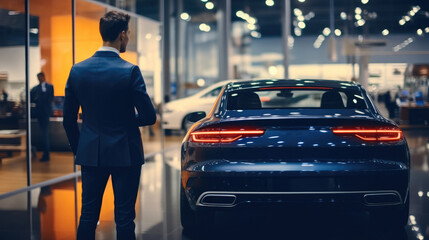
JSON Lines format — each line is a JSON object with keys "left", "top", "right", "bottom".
{"left": 73, "top": 54, "right": 135, "bottom": 70}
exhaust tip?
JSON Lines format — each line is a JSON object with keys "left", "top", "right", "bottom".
{"left": 364, "top": 193, "right": 401, "bottom": 206}
{"left": 200, "top": 194, "right": 237, "bottom": 206}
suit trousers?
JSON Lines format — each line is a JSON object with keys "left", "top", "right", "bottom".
{"left": 38, "top": 116, "right": 50, "bottom": 159}
{"left": 77, "top": 165, "right": 141, "bottom": 240}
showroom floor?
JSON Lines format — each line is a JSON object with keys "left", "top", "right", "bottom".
{"left": 0, "top": 127, "right": 428, "bottom": 240}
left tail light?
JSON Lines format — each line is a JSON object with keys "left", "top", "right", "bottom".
{"left": 332, "top": 127, "right": 402, "bottom": 142}
{"left": 190, "top": 128, "right": 265, "bottom": 143}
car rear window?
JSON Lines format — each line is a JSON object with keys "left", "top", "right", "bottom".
{"left": 226, "top": 87, "right": 368, "bottom": 110}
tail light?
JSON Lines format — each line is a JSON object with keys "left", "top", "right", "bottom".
{"left": 190, "top": 128, "right": 265, "bottom": 143}
{"left": 332, "top": 127, "right": 402, "bottom": 142}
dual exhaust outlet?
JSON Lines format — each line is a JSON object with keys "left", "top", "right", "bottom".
{"left": 197, "top": 191, "right": 402, "bottom": 207}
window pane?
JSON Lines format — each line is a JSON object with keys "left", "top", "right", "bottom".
{"left": 30, "top": 0, "right": 74, "bottom": 184}
{"left": 0, "top": 1, "right": 28, "bottom": 194}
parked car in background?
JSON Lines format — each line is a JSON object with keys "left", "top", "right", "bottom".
{"left": 180, "top": 79, "right": 410, "bottom": 230}
{"left": 163, "top": 80, "right": 236, "bottom": 132}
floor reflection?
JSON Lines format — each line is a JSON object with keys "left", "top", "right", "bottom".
{"left": 0, "top": 128, "right": 428, "bottom": 239}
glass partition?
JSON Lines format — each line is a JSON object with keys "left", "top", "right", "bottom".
{"left": 29, "top": 0, "right": 74, "bottom": 185}
{"left": 0, "top": 0, "right": 28, "bottom": 194}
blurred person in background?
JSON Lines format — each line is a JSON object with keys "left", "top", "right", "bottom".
{"left": 30, "top": 72, "right": 54, "bottom": 162}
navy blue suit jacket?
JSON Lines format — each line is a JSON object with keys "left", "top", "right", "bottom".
{"left": 63, "top": 51, "right": 156, "bottom": 166}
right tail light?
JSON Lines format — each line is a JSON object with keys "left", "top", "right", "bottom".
{"left": 332, "top": 127, "right": 402, "bottom": 142}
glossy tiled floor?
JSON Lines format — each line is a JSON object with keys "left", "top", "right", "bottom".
{"left": 0, "top": 127, "right": 428, "bottom": 240}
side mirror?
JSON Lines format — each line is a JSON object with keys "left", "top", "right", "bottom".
{"left": 184, "top": 111, "right": 206, "bottom": 132}
{"left": 186, "top": 111, "right": 206, "bottom": 123}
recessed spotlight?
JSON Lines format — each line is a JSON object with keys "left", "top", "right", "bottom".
{"left": 399, "top": 19, "right": 405, "bottom": 25}
{"left": 417, "top": 29, "right": 423, "bottom": 35}
{"left": 334, "top": 29, "right": 341, "bottom": 36}
{"left": 382, "top": 29, "right": 389, "bottom": 36}
{"left": 265, "top": 0, "right": 274, "bottom": 7}
{"left": 298, "top": 0, "right": 306, "bottom": 2}
{"left": 180, "top": 12, "right": 190, "bottom": 21}
{"left": 294, "top": 27, "right": 302, "bottom": 36}
{"left": 294, "top": 8, "right": 302, "bottom": 16}
{"left": 297, "top": 15, "right": 304, "bottom": 21}
{"left": 361, "top": 0, "right": 369, "bottom": 4}
{"left": 322, "top": 27, "right": 331, "bottom": 36}
{"left": 355, "top": 7, "right": 362, "bottom": 15}
{"left": 205, "top": 2, "right": 214, "bottom": 10}
{"left": 340, "top": 12, "right": 347, "bottom": 20}
{"left": 298, "top": 21, "right": 306, "bottom": 29}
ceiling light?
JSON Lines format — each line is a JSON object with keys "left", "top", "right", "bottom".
{"left": 201, "top": 0, "right": 208, "bottom": 2}
{"left": 236, "top": 10, "right": 244, "bottom": 18}
{"left": 322, "top": 27, "right": 331, "bottom": 36}
{"left": 298, "top": 0, "right": 306, "bottom": 2}
{"left": 294, "top": 8, "right": 302, "bottom": 16}
{"left": 417, "top": 29, "right": 423, "bottom": 35}
{"left": 180, "top": 12, "right": 190, "bottom": 21}
{"left": 334, "top": 29, "right": 341, "bottom": 36}
{"left": 412, "top": 6, "right": 421, "bottom": 13}
{"left": 355, "top": 14, "right": 362, "bottom": 20}
{"left": 247, "top": 24, "right": 256, "bottom": 30}
{"left": 361, "top": 0, "right": 369, "bottom": 4}
{"left": 145, "top": 33, "right": 152, "bottom": 39}
{"left": 409, "top": 11, "right": 415, "bottom": 16}
{"left": 197, "top": 78, "right": 206, "bottom": 87}
{"left": 425, "top": 27, "right": 429, "bottom": 33}
{"left": 199, "top": 23, "right": 211, "bottom": 32}
{"left": 265, "top": 0, "right": 275, "bottom": 7}
{"left": 297, "top": 15, "right": 304, "bottom": 21}
{"left": 340, "top": 12, "right": 347, "bottom": 20}
{"left": 404, "top": 16, "right": 411, "bottom": 21}
{"left": 205, "top": 2, "right": 214, "bottom": 10}
{"left": 355, "top": 7, "right": 362, "bottom": 15}
{"left": 294, "top": 28, "right": 302, "bottom": 36}
{"left": 298, "top": 21, "right": 306, "bottom": 29}
{"left": 356, "top": 19, "right": 365, "bottom": 26}
{"left": 382, "top": 29, "right": 389, "bottom": 36}
{"left": 247, "top": 17, "right": 257, "bottom": 25}
{"left": 251, "top": 31, "right": 261, "bottom": 38}
{"left": 399, "top": 19, "right": 405, "bottom": 25}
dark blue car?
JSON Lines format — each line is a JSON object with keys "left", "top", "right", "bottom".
{"left": 180, "top": 79, "right": 409, "bottom": 229}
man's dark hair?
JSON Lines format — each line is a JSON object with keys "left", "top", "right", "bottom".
{"left": 37, "top": 72, "right": 45, "bottom": 77}
{"left": 99, "top": 11, "right": 130, "bottom": 42}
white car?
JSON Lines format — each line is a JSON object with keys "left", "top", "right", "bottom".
{"left": 163, "top": 80, "right": 235, "bottom": 131}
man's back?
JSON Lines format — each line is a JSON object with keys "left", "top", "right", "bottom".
{"left": 63, "top": 51, "right": 156, "bottom": 166}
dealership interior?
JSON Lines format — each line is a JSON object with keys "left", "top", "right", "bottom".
{"left": 0, "top": 0, "right": 429, "bottom": 239}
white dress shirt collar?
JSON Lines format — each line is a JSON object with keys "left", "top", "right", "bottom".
{"left": 41, "top": 82, "right": 46, "bottom": 92}
{"left": 98, "top": 46, "right": 120, "bottom": 55}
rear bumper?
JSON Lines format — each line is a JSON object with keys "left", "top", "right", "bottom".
{"left": 182, "top": 160, "right": 409, "bottom": 209}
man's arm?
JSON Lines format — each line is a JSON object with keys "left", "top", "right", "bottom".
{"left": 131, "top": 66, "right": 156, "bottom": 126}
{"left": 63, "top": 68, "right": 80, "bottom": 155}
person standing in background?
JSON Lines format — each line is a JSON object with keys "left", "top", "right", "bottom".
{"left": 63, "top": 11, "right": 156, "bottom": 240}
{"left": 30, "top": 72, "right": 54, "bottom": 162}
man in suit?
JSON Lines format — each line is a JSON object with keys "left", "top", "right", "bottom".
{"left": 31, "top": 72, "right": 54, "bottom": 162}
{"left": 63, "top": 11, "right": 156, "bottom": 240}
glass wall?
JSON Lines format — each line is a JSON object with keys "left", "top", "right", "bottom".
{"left": 29, "top": 0, "right": 74, "bottom": 185}
{"left": 0, "top": 0, "right": 162, "bottom": 197}
{"left": 0, "top": 0, "right": 28, "bottom": 194}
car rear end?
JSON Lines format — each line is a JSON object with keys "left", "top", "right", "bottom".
{"left": 180, "top": 79, "right": 410, "bottom": 228}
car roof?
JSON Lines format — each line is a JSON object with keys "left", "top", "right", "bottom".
{"left": 225, "top": 79, "right": 361, "bottom": 91}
